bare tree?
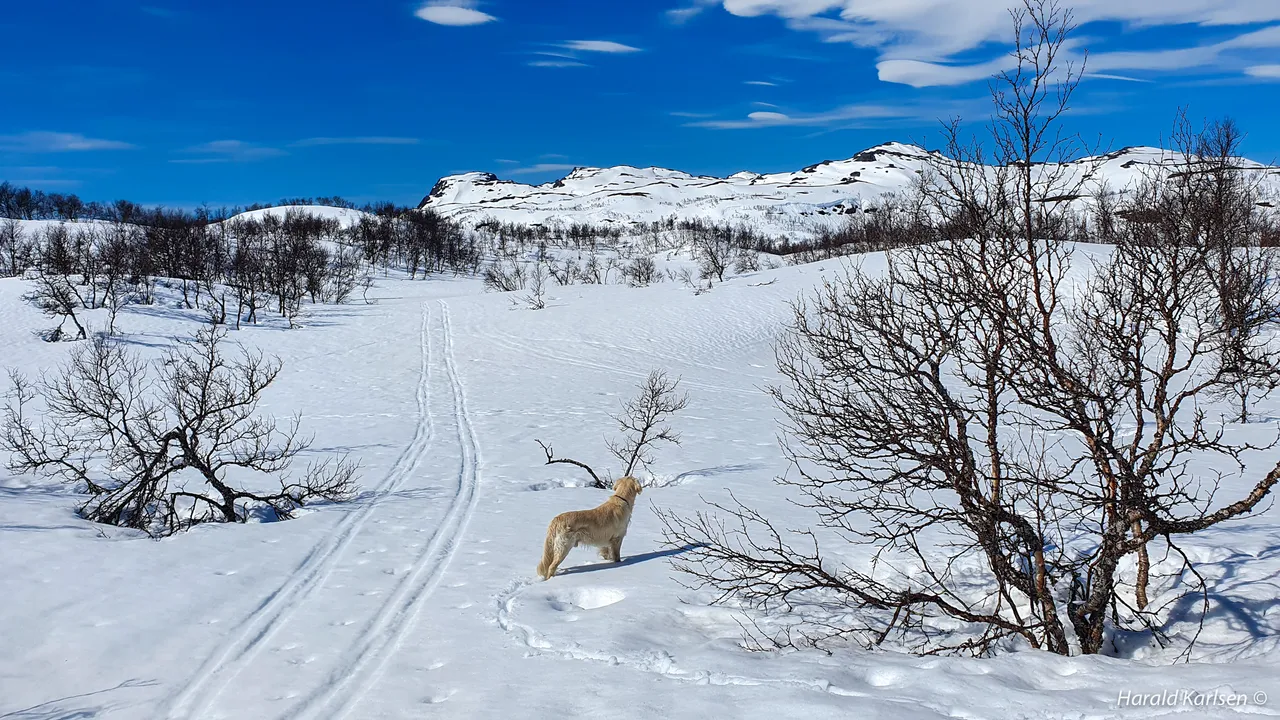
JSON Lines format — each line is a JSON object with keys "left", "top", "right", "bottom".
{"left": 688, "top": 224, "right": 737, "bottom": 283}
{"left": 0, "top": 218, "right": 31, "bottom": 277}
{"left": 482, "top": 254, "right": 527, "bottom": 292}
{"left": 606, "top": 370, "right": 689, "bottom": 478}
{"left": 547, "top": 256, "right": 579, "bottom": 286}
{"left": 1163, "top": 112, "right": 1280, "bottom": 423}
{"left": 671, "top": 265, "right": 711, "bottom": 295}
{"left": 520, "top": 260, "right": 548, "bottom": 310}
{"left": 536, "top": 370, "right": 688, "bottom": 489}
{"left": 25, "top": 268, "right": 88, "bottom": 341}
{"left": 623, "top": 256, "right": 660, "bottom": 287}
{"left": 2, "top": 326, "right": 358, "bottom": 536}
{"left": 661, "top": 0, "right": 1280, "bottom": 659}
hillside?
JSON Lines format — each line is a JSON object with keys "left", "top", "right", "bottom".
{"left": 419, "top": 143, "right": 1280, "bottom": 235}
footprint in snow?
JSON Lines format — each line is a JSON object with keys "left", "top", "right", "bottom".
{"left": 545, "top": 587, "right": 626, "bottom": 612}
{"left": 423, "top": 689, "right": 456, "bottom": 704}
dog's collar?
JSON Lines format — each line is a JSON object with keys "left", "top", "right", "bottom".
{"left": 614, "top": 495, "right": 633, "bottom": 508}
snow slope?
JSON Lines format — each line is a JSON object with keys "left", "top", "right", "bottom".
{"left": 420, "top": 143, "right": 1280, "bottom": 236}
{"left": 2, "top": 255, "right": 1280, "bottom": 719}
{"left": 226, "top": 205, "right": 371, "bottom": 229}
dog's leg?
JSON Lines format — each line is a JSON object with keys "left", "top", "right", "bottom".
{"left": 609, "top": 536, "right": 623, "bottom": 563}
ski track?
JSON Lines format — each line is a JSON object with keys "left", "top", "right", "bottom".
{"left": 163, "top": 302, "right": 438, "bottom": 720}
{"left": 286, "top": 300, "right": 481, "bottom": 720}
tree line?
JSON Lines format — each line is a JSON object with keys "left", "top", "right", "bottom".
{"left": 2, "top": 205, "right": 480, "bottom": 340}
{"left": 0, "top": 181, "right": 368, "bottom": 223}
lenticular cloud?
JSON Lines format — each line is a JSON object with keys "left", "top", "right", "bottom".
{"left": 415, "top": 1, "right": 496, "bottom": 27}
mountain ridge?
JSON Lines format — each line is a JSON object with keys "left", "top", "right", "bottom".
{"left": 419, "top": 142, "right": 1279, "bottom": 236}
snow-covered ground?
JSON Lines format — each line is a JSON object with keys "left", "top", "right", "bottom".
{"left": 225, "top": 205, "right": 372, "bottom": 229}
{"left": 3, "top": 253, "right": 1280, "bottom": 720}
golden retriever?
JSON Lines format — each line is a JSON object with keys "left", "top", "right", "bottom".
{"left": 536, "top": 476, "right": 644, "bottom": 580}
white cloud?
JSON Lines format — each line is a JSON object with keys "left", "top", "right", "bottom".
{"left": 745, "top": 80, "right": 778, "bottom": 86}
{"left": 0, "top": 131, "right": 135, "bottom": 152}
{"left": 507, "top": 163, "right": 579, "bottom": 176}
{"left": 291, "top": 136, "right": 420, "bottom": 147}
{"left": 1245, "top": 63, "right": 1280, "bottom": 77}
{"left": 173, "top": 140, "right": 284, "bottom": 164}
{"left": 414, "top": 1, "right": 496, "bottom": 26}
{"left": 1084, "top": 72, "right": 1153, "bottom": 82}
{"left": 714, "top": 1, "right": 1280, "bottom": 86}
{"left": 562, "top": 40, "right": 642, "bottom": 53}
{"left": 876, "top": 56, "right": 1012, "bottom": 88}
{"left": 530, "top": 60, "right": 588, "bottom": 68}
{"left": 666, "top": 0, "right": 721, "bottom": 24}
{"left": 688, "top": 103, "right": 920, "bottom": 129}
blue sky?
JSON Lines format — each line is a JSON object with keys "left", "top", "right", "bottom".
{"left": 2, "top": 0, "right": 1279, "bottom": 208}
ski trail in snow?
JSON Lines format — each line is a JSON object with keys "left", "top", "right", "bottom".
{"left": 164, "top": 302, "right": 438, "bottom": 720}
{"left": 496, "top": 578, "right": 883, "bottom": 702}
{"left": 286, "top": 300, "right": 481, "bottom": 720}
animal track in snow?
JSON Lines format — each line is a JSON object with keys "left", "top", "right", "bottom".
{"left": 497, "top": 578, "right": 872, "bottom": 701}
{"left": 545, "top": 587, "right": 626, "bottom": 612}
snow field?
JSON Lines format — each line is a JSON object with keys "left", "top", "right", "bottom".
{"left": 1, "top": 250, "right": 1279, "bottom": 719}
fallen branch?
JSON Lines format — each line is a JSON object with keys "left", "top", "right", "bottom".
{"left": 535, "top": 439, "right": 605, "bottom": 489}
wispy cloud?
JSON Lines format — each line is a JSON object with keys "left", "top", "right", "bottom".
{"left": 414, "top": 1, "right": 496, "bottom": 27}
{"left": 688, "top": 104, "right": 923, "bottom": 129}
{"left": 1085, "top": 72, "right": 1153, "bottom": 83}
{"left": 530, "top": 40, "right": 641, "bottom": 68}
{"left": 882, "top": 24, "right": 1280, "bottom": 87}
{"left": 290, "top": 136, "right": 420, "bottom": 147}
{"left": 562, "top": 40, "right": 642, "bottom": 53}
{"left": 669, "top": 111, "right": 714, "bottom": 118}
{"left": 0, "top": 166, "right": 85, "bottom": 188}
{"left": 172, "top": 140, "right": 285, "bottom": 164}
{"left": 0, "top": 131, "right": 135, "bottom": 153}
{"left": 5, "top": 177, "right": 83, "bottom": 188}
{"left": 718, "top": 0, "right": 1280, "bottom": 87}
{"left": 1246, "top": 64, "right": 1280, "bottom": 78}
{"left": 666, "top": 0, "right": 720, "bottom": 24}
{"left": 507, "top": 163, "right": 578, "bottom": 176}
{"left": 744, "top": 80, "right": 778, "bottom": 86}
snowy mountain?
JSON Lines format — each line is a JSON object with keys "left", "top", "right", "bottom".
{"left": 420, "top": 142, "right": 1280, "bottom": 235}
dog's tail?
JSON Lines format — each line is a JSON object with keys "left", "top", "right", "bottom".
{"left": 537, "top": 522, "right": 558, "bottom": 579}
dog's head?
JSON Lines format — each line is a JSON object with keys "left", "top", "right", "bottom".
{"left": 613, "top": 476, "right": 644, "bottom": 501}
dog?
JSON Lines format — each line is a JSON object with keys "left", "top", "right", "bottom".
{"left": 536, "top": 476, "right": 644, "bottom": 580}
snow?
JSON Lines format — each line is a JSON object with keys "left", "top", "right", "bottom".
{"left": 420, "top": 142, "right": 1280, "bottom": 237}
{"left": 3, "top": 252, "right": 1280, "bottom": 719}
{"left": 226, "top": 205, "right": 371, "bottom": 229}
